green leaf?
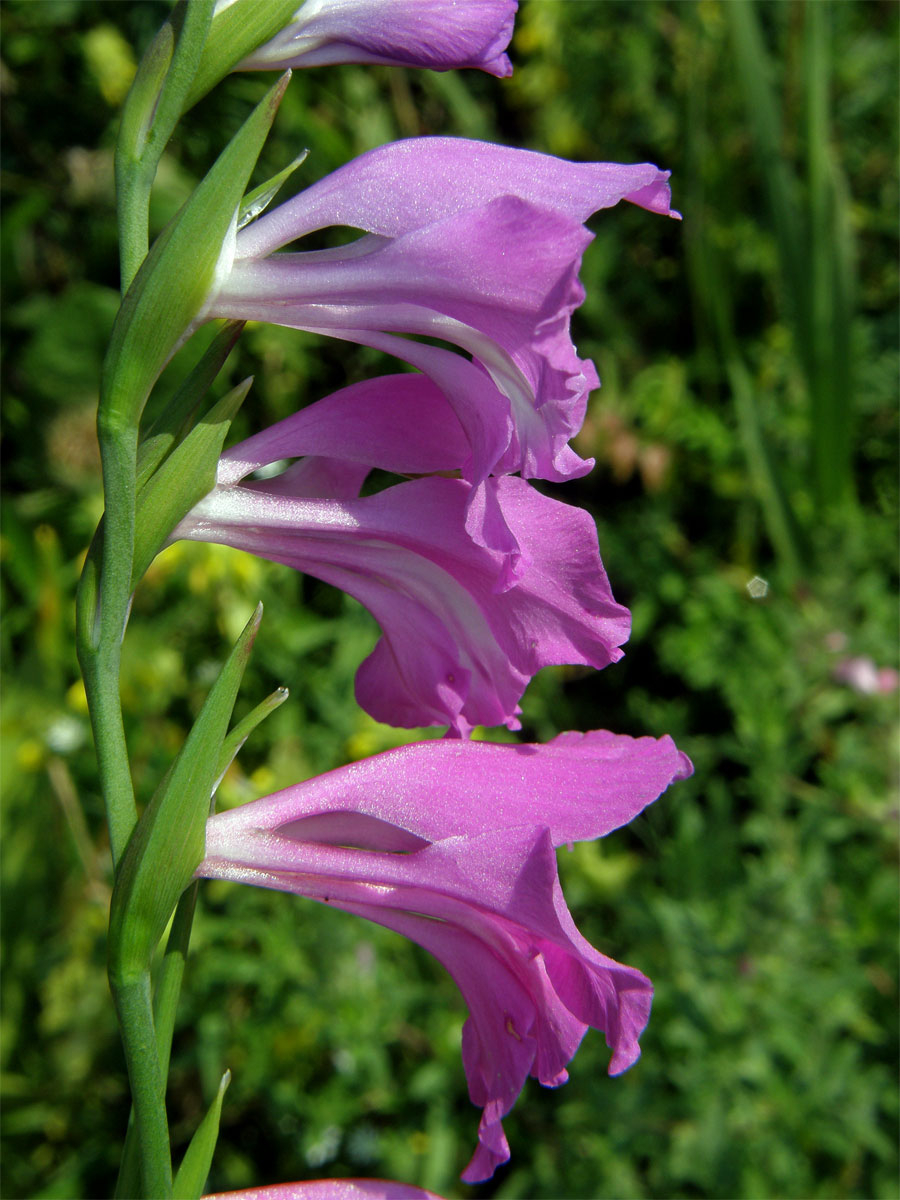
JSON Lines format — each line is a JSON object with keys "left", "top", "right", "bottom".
{"left": 172, "top": 1069, "right": 231, "bottom": 1200}
{"left": 802, "top": 0, "right": 856, "bottom": 511}
{"left": 101, "top": 71, "right": 290, "bottom": 437}
{"left": 131, "top": 376, "right": 252, "bottom": 587}
{"left": 185, "top": 0, "right": 302, "bottom": 110}
{"left": 238, "top": 149, "right": 309, "bottom": 231}
{"left": 215, "top": 686, "right": 290, "bottom": 787}
{"left": 116, "top": 21, "right": 175, "bottom": 171}
{"left": 117, "top": 1, "right": 214, "bottom": 171}
{"left": 137, "top": 321, "right": 245, "bottom": 491}
{"left": 108, "top": 605, "right": 263, "bottom": 985}
{"left": 143, "top": 0, "right": 216, "bottom": 167}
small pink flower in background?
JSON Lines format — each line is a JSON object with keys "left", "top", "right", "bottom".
{"left": 228, "top": 0, "right": 518, "bottom": 78}
{"left": 176, "top": 382, "right": 630, "bottom": 734}
{"left": 833, "top": 655, "right": 899, "bottom": 695}
{"left": 205, "top": 1180, "right": 443, "bottom": 1199}
{"left": 197, "top": 731, "right": 693, "bottom": 1180}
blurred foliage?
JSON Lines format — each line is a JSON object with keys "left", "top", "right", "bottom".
{"left": 1, "top": 1, "right": 897, "bottom": 1198}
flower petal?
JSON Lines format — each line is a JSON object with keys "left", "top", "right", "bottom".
{"left": 236, "top": 0, "right": 517, "bottom": 78}
{"left": 198, "top": 738, "right": 685, "bottom": 1183}
{"left": 215, "top": 198, "right": 599, "bottom": 485}
{"left": 219, "top": 142, "right": 677, "bottom": 496}
{"left": 204, "top": 1180, "right": 443, "bottom": 1200}
{"left": 176, "top": 475, "right": 629, "bottom": 733}
{"left": 222, "top": 729, "right": 692, "bottom": 849}
{"left": 216, "top": 371, "right": 468, "bottom": 487}
{"left": 216, "top": 350, "right": 523, "bottom": 573}
{"left": 237, "top": 137, "right": 678, "bottom": 258}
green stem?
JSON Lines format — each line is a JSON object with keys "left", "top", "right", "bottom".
{"left": 116, "top": 883, "right": 200, "bottom": 1198}
{"left": 111, "top": 972, "right": 174, "bottom": 1199}
{"left": 76, "top": 419, "right": 140, "bottom": 866}
{"left": 103, "top": 6, "right": 221, "bottom": 1193}
{"left": 97, "top": 419, "right": 138, "bottom": 643}
{"left": 116, "top": 162, "right": 156, "bottom": 295}
{"left": 114, "top": 1111, "right": 141, "bottom": 1200}
{"left": 115, "top": 21, "right": 173, "bottom": 293}
{"left": 76, "top": 545, "right": 136, "bottom": 870}
{"left": 77, "top": 643, "right": 137, "bottom": 869}
{"left": 115, "top": 0, "right": 216, "bottom": 293}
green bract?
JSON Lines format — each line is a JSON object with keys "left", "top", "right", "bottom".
{"left": 131, "top": 376, "right": 252, "bottom": 587}
{"left": 118, "top": 0, "right": 215, "bottom": 179}
{"left": 100, "top": 71, "right": 290, "bottom": 437}
{"left": 116, "top": 20, "right": 176, "bottom": 175}
{"left": 238, "top": 148, "right": 310, "bottom": 230}
{"left": 136, "top": 321, "right": 245, "bottom": 491}
{"left": 172, "top": 1069, "right": 231, "bottom": 1200}
{"left": 116, "top": 0, "right": 218, "bottom": 292}
{"left": 108, "top": 605, "right": 263, "bottom": 986}
{"left": 186, "top": 0, "right": 302, "bottom": 109}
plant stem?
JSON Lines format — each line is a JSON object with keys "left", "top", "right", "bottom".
{"left": 76, "top": 419, "right": 140, "bottom": 866}
{"left": 115, "top": 0, "right": 216, "bottom": 294}
{"left": 77, "top": 635, "right": 137, "bottom": 870}
{"left": 112, "top": 972, "right": 174, "bottom": 1199}
{"left": 116, "top": 883, "right": 200, "bottom": 1199}
{"left": 117, "top": 162, "right": 156, "bottom": 295}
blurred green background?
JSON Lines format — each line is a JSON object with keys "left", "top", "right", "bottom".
{"left": 1, "top": 1, "right": 897, "bottom": 1197}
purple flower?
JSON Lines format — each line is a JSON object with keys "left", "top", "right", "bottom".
{"left": 175, "top": 387, "right": 630, "bottom": 734}
{"left": 203, "top": 139, "right": 678, "bottom": 495}
{"left": 197, "top": 730, "right": 693, "bottom": 1181}
{"left": 204, "top": 1182, "right": 443, "bottom": 1200}
{"left": 230, "top": 0, "right": 518, "bottom": 78}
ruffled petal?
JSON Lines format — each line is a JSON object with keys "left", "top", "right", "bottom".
{"left": 216, "top": 199, "right": 598, "bottom": 486}
{"left": 237, "top": 138, "right": 678, "bottom": 258}
{"left": 216, "top": 142, "right": 677, "bottom": 498}
{"left": 176, "top": 475, "right": 629, "bottom": 733}
{"left": 210, "top": 730, "right": 692, "bottom": 852}
{"left": 198, "top": 750, "right": 685, "bottom": 1183}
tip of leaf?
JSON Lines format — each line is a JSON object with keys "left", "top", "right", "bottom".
{"left": 237, "top": 602, "right": 263, "bottom": 652}
{"left": 270, "top": 69, "right": 292, "bottom": 107}
{"left": 205, "top": 376, "right": 253, "bottom": 428}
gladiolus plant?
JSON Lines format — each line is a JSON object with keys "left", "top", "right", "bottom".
{"left": 74, "top": 1, "right": 689, "bottom": 1196}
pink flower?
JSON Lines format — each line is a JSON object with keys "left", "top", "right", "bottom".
{"left": 197, "top": 730, "right": 693, "bottom": 1181}
{"left": 204, "top": 1181, "right": 442, "bottom": 1200}
{"left": 833, "top": 655, "right": 899, "bottom": 695}
{"left": 230, "top": 0, "right": 518, "bottom": 78}
{"left": 176, "top": 387, "right": 629, "bottom": 733}
{"left": 204, "top": 139, "right": 678, "bottom": 495}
